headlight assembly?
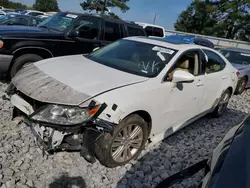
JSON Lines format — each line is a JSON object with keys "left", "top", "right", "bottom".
{"left": 30, "top": 104, "right": 102, "bottom": 125}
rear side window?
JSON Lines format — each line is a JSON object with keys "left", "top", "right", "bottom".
{"left": 127, "top": 26, "right": 145, "bottom": 36}
{"left": 6, "top": 17, "right": 29, "bottom": 26}
{"left": 29, "top": 12, "right": 44, "bottom": 16}
{"left": 145, "top": 26, "right": 154, "bottom": 36}
{"left": 202, "top": 49, "right": 226, "bottom": 74}
{"left": 153, "top": 27, "right": 164, "bottom": 37}
{"left": 144, "top": 26, "right": 164, "bottom": 37}
{"left": 73, "top": 17, "right": 101, "bottom": 40}
{"left": 104, "top": 21, "right": 121, "bottom": 41}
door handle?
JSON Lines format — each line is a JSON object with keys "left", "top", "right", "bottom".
{"left": 196, "top": 82, "right": 204, "bottom": 87}
{"left": 222, "top": 76, "right": 228, "bottom": 80}
{"left": 93, "top": 44, "right": 100, "bottom": 48}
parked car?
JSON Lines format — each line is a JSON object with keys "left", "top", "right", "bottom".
{"left": 36, "top": 14, "right": 51, "bottom": 20}
{"left": 0, "top": 10, "right": 6, "bottom": 16}
{"left": 164, "top": 35, "right": 215, "bottom": 48}
{"left": 7, "top": 36, "right": 238, "bottom": 168}
{"left": 156, "top": 115, "right": 250, "bottom": 188}
{"left": 135, "top": 22, "right": 165, "bottom": 38}
{"left": 217, "top": 48, "right": 250, "bottom": 94}
{"left": 0, "top": 14, "right": 43, "bottom": 26}
{"left": 15, "top": 9, "right": 25, "bottom": 13}
{"left": 2, "top": 9, "right": 15, "bottom": 13}
{"left": 20, "top": 10, "right": 47, "bottom": 17}
{"left": 0, "top": 12, "right": 146, "bottom": 78}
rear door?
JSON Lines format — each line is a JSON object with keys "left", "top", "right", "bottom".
{"left": 101, "top": 20, "right": 124, "bottom": 46}
{"left": 200, "top": 48, "right": 228, "bottom": 112}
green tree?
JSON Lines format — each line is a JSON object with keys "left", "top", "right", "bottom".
{"left": 33, "top": 0, "right": 60, "bottom": 12}
{"left": 174, "top": 0, "right": 250, "bottom": 41}
{"left": 80, "top": 0, "right": 129, "bottom": 17}
{"left": 0, "top": 0, "right": 26, "bottom": 9}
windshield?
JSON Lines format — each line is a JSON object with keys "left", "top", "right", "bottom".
{"left": 219, "top": 49, "right": 250, "bottom": 65}
{"left": 37, "top": 12, "right": 78, "bottom": 32}
{"left": 88, "top": 39, "right": 177, "bottom": 77}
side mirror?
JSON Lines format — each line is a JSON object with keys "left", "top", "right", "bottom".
{"left": 68, "top": 29, "right": 79, "bottom": 38}
{"left": 93, "top": 47, "right": 100, "bottom": 52}
{"left": 172, "top": 70, "right": 195, "bottom": 83}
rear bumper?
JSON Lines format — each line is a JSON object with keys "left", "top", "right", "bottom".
{"left": 0, "top": 54, "right": 13, "bottom": 74}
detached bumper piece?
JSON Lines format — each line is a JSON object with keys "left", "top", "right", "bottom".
{"left": 29, "top": 119, "right": 115, "bottom": 164}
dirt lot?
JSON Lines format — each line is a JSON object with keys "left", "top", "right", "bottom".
{"left": 0, "top": 81, "right": 249, "bottom": 188}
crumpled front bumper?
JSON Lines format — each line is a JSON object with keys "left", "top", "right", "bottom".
{"left": 10, "top": 93, "right": 115, "bottom": 163}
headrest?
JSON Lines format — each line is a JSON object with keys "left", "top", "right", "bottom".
{"left": 179, "top": 59, "right": 189, "bottom": 69}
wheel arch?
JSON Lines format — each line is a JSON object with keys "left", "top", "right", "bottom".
{"left": 227, "top": 86, "right": 233, "bottom": 95}
{"left": 121, "top": 110, "right": 152, "bottom": 136}
{"left": 9, "top": 47, "right": 53, "bottom": 68}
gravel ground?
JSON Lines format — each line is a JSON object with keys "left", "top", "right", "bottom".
{"left": 0, "top": 81, "right": 249, "bottom": 188}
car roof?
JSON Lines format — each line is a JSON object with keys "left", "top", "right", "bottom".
{"left": 60, "top": 12, "right": 144, "bottom": 28}
{"left": 135, "top": 22, "right": 165, "bottom": 29}
{"left": 125, "top": 36, "right": 207, "bottom": 51}
{"left": 220, "top": 47, "right": 250, "bottom": 54}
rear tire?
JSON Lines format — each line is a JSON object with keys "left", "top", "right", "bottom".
{"left": 95, "top": 114, "right": 148, "bottom": 168}
{"left": 211, "top": 89, "right": 231, "bottom": 118}
{"left": 235, "top": 77, "right": 247, "bottom": 95}
{"left": 10, "top": 54, "right": 43, "bottom": 78}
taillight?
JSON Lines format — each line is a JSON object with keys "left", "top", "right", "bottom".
{"left": 236, "top": 71, "right": 240, "bottom": 77}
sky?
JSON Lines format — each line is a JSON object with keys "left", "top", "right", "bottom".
{"left": 13, "top": 0, "right": 193, "bottom": 29}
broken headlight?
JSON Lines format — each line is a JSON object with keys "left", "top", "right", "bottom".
{"left": 30, "top": 104, "right": 102, "bottom": 125}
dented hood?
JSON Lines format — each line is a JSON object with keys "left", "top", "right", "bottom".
{"left": 12, "top": 55, "right": 148, "bottom": 105}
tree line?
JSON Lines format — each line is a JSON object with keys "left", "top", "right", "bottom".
{"left": 174, "top": 0, "right": 250, "bottom": 42}
{"left": 0, "top": 0, "right": 60, "bottom": 12}
{"left": 1, "top": 0, "right": 249, "bottom": 42}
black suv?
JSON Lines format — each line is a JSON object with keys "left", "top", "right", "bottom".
{"left": 0, "top": 12, "right": 146, "bottom": 78}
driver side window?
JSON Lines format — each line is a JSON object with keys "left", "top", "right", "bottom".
{"left": 166, "top": 50, "right": 200, "bottom": 81}
{"left": 72, "top": 17, "right": 101, "bottom": 40}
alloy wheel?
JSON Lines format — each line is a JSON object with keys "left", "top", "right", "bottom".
{"left": 111, "top": 124, "right": 143, "bottom": 163}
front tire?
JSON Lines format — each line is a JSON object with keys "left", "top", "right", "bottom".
{"left": 211, "top": 89, "right": 231, "bottom": 118}
{"left": 10, "top": 54, "right": 43, "bottom": 78}
{"left": 95, "top": 114, "right": 148, "bottom": 168}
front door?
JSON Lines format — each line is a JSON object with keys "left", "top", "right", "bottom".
{"left": 64, "top": 16, "right": 103, "bottom": 55}
{"left": 158, "top": 49, "right": 206, "bottom": 133}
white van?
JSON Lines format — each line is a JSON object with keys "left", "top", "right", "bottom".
{"left": 135, "top": 22, "right": 165, "bottom": 38}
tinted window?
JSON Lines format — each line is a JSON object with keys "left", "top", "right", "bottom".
{"left": 88, "top": 39, "right": 177, "bottom": 77}
{"left": 6, "top": 17, "right": 29, "bottom": 26}
{"left": 73, "top": 17, "right": 101, "bottom": 40}
{"left": 144, "top": 26, "right": 153, "bottom": 36}
{"left": 145, "top": 26, "right": 164, "bottom": 37}
{"left": 127, "top": 26, "right": 145, "bottom": 36}
{"left": 30, "top": 18, "right": 41, "bottom": 26}
{"left": 29, "top": 12, "right": 44, "bottom": 16}
{"left": 203, "top": 49, "right": 226, "bottom": 74}
{"left": 219, "top": 49, "right": 250, "bottom": 65}
{"left": 153, "top": 27, "right": 164, "bottom": 37}
{"left": 104, "top": 21, "right": 121, "bottom": 41}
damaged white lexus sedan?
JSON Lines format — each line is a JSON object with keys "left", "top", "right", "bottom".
{"left": 7, "top": 36, "right": 239, "bottom": 168}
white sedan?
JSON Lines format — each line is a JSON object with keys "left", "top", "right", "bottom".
{"left": 8, "top": 36, "right": 238, "bottom": 168}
